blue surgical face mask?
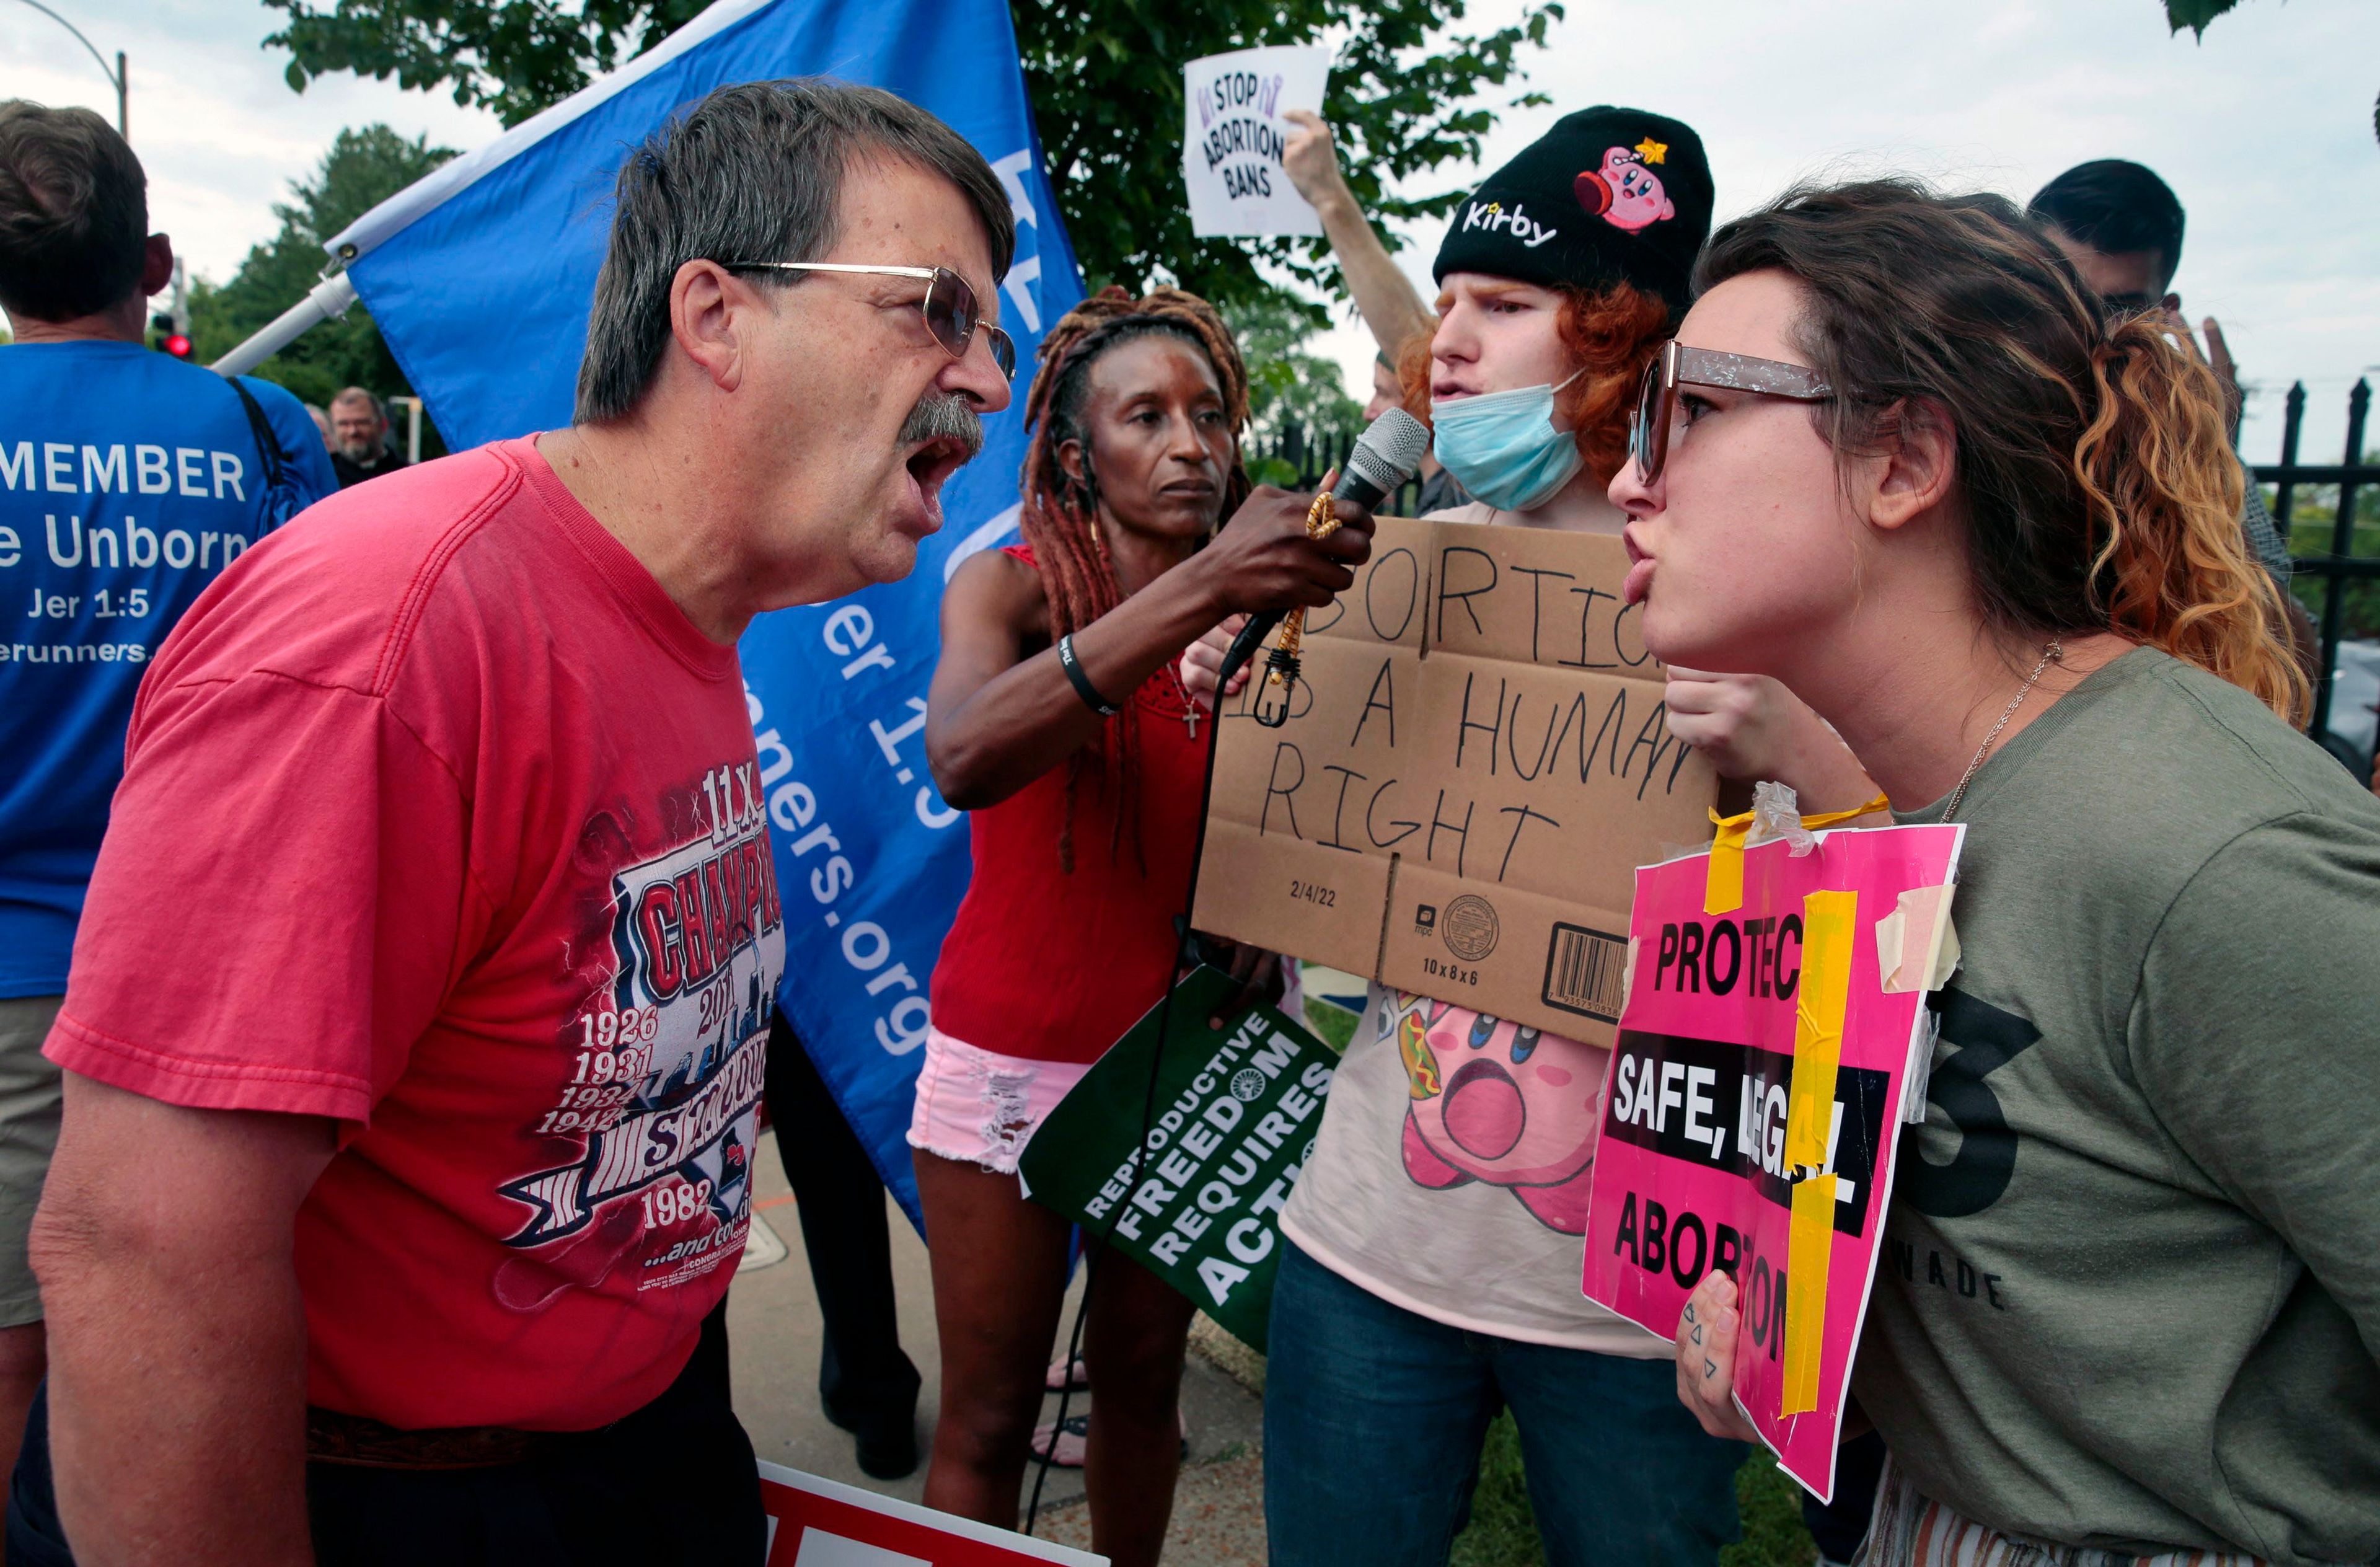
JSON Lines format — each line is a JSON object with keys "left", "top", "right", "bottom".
{"left": 1430, "top": 369, "right": 1585, "bottom": 513}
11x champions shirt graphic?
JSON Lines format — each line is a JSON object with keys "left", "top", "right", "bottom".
{"left": 503, "top": 758, "right": 785, "bottom": 1287}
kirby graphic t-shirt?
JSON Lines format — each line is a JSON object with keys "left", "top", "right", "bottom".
{"left": 1282, "top": 981, "right": 1665, "bottom": 1354}
{"left": 48, "top": 437, "right": 782, "bottom": 1430}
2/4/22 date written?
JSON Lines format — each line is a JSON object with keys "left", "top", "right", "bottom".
{"left": 1289, "top": 880, "right": 1338, "bottom": 908}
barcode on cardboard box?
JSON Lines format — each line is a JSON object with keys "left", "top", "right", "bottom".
{"left": 1541, "top": 923, "right": 1629, "bottom": 1023}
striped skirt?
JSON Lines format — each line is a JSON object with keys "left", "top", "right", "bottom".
{"left": 1860, "top": 1460, "right": 2268, "bottom": 1567}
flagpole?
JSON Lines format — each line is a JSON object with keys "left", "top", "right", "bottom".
{"left": 209, "top": 273, "right": 358, "bottom": 378}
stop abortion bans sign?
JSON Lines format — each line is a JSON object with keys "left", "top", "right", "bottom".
{"left": 760, "top": 1463, "right": 1106, "bottom": 1565}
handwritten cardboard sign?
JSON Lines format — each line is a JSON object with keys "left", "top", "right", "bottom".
{"left": 1181, "top": 45, "right": 1331, "bottom": 238}
{"left": 1580, "top": 823, "right": 1964, "bottom": 1501}
{"left": 1192, "top": 514, "right": 1717, "bottom": 1041}
{"left": 1016, "top": 967, "right": 1336, "bottom": 1351}
{"left": 759, "top": 1461, "right": 1106, "bottom": 1565}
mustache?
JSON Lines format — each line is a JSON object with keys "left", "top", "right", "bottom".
{"left": 897, "top": 393, "right": 984, "bottom": 462}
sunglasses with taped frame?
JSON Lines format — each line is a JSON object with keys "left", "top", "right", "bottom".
{"left": 1628, "top": 339, "right": 1833, "bottom": 484}
{"left": 724, "top": 261, "right": 1016, "bottom": 382}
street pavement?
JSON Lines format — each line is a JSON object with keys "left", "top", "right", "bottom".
{"left": 726, "top": 1128, "right": 1269, "bottom": 1560}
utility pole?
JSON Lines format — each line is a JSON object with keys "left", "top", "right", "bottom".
{"left": 12, "top": 1, "right": 125, "bottom": 138}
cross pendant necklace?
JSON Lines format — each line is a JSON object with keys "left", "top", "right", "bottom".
{"left": 1165, "top": 665, "right": 1199, "bottom": 738}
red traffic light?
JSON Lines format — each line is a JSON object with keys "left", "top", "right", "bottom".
{"left": 162, "top": 333, "right": 192, "bottom": 360}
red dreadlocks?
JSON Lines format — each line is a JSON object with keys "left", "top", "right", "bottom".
{"left": 1016, "top": 285, "right": 1253, "bottom": 872}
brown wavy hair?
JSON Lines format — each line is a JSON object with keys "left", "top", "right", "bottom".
{"left": 1396, "top": 281, "right": 1673, "bottom": 492}
{"left": 1697, "top": 179, "right": 2305, "bottom": 722}
{"left": 1016, "top": 284, "right": 1252, "bottom": 870}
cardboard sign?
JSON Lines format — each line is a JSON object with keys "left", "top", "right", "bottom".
{"left": 1193, "top": 515, "right": 1718, "bottom": 1042}
{"left": 1580, "top": 823, "right": 1965, "bottom": 1502}
{"left": 1016, "top": 966, "right": 1336, "bottom": 1350}
{"left": 1181, "top": 46, "right": 1332, "bottom": 237}
{"left": 759, "top": 1462, "right": 1106, "bottom": 1565}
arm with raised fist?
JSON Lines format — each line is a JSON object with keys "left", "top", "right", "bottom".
{"left": 1281, "top": 110, "right": 1436, "bottom": 363}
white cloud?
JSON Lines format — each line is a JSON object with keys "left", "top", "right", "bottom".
{"left": 6, "top": 0, "right": 2370, "bottom": 457}
{"left": 2, "top": 0, "right": 500, "bottom": 288}
{"left": 1314, "top": 0, "right": 2380, "bottom": 464}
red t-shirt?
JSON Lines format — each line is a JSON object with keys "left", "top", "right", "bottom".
{"left": 927, "top": 545, "right": 1211, "bottom": 1064}
{"left": 48, "top": 436, "right": 784, "bottom": 1431}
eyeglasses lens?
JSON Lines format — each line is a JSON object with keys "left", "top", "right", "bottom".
{"left": 925, "top": 269, "right": 1016, "bottom": 382}
{"left": 923, "top": 270, "right": 973, "bottom": 357}
{"left": 1631, "top": 359, "right": 1665, "bottom": 482}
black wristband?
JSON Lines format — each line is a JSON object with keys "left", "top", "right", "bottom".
{"left": 1057, "top": 633, "right": 1119, "bottom": 717}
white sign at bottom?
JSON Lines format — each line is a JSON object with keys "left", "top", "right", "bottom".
{"left": 760, "top": 1462, "right": 1107, "bottom": 1566}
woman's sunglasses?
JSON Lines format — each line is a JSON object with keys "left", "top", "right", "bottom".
{"left": 725, "top": 261, "right": 1017, "bottom": 382}
{"left": 1629, "top": 339, "right": 1833, "bottom": 483}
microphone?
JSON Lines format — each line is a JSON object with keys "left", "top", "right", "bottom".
{"left": 1215, "top": 407, "right": 1430, "bottom": 691}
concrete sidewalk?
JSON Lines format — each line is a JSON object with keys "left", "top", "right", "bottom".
{"left": 726, "top": 1128, "right": 1269, "bottom": 1561}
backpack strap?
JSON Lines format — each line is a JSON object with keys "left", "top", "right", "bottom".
{"left": 227, "top": 376, "right": 291, "bottom": 494}
{"left": 226, "top": 375, "right": 306, "bottom": 529}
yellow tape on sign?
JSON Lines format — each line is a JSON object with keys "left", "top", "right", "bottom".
{"left": 1778, "top": 888, "right": 1856, "bottom": 1417}
{"left": 1704, "top": 808, "right": 1753, "bottom": 914}
{"left": 1703, "top": 795, "right": 1888, "bottom": 917}
{"left": 1782, "top": 890, "right": 1856, "bottom": 1169}
{"left": 1783, "top": 1173, "right": 1836, "bottom": 1415}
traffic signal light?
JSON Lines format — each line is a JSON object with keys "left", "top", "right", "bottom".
{"left": 149, "top": 312, "right": 191, "bottom": 360}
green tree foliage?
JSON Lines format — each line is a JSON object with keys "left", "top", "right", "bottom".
{"left": 1224, "top": 293, "right": 1362, "bottom": 485}
{"left": 261, "top": 0, "right": 1559, "bottom": 313}
{"left": 187, "top": 123, "right": 455, "bottom": 425}
{"left": 2163, "top": 0, "right": 2241, "bottom": 39}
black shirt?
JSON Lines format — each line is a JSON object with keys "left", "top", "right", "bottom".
{"left": 332, "top": 448, "right": 409, "bottom": 488}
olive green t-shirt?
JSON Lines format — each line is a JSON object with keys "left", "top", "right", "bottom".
{"left": 1856, "top": 648, "right": 2380, "bottom": 1563}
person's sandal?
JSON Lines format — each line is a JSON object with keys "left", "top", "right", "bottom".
{"left": 1028, "top": 1408, "right": 1189, "bottom": 1469}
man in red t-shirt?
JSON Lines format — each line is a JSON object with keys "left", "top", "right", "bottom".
{"left": 17, "top": 81, "right": 1015, "bottom": 1566}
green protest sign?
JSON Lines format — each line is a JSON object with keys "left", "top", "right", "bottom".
{"left": 1016, "top": 966, "right": 1338, "bottom": 1351}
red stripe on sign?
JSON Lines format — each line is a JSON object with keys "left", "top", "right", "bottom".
{"left": 760, "top": 1463, "right": 1106, "bottom": 1566}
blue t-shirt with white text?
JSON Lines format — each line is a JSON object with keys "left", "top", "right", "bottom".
{"left": 0, "top": 340, "right": 337, "bottom": 997}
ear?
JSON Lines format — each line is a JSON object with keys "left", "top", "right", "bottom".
{"left": 1056, "top": 435, "right": 1088, "bottom": 487}
{"left": 2160, "top": 292, "right": 2183, "bottom": 317}
{"left": 666, "top": 259, "right": 761, "bottom": 394}
{"left": 139, "top": 235, "right": 174, "bottom": 299}
{"left": 1866, "top": 397, "right": 1957, "bottom": 534}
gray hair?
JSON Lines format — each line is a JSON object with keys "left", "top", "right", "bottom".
{"left": 575, "top": 78, "right": 1016, "bottom": 424}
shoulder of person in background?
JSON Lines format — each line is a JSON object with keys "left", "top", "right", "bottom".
{"left": 234, "top": 373, "right": 340, "bottom": 516}
{"left": 1411, "top": 466, "right": 1471, "bottom": 520}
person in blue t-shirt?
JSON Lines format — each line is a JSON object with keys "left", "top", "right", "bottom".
{"left": 0, "top": 99, "right": 334, "bottom": 1478}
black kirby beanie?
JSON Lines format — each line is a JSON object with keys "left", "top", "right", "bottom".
{"left": 1434, "top": 105, "right": 1713, "bottom": 318}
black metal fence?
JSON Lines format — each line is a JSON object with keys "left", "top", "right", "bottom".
{"left": 2253, "top": 379, "right": 2375, "bottom": 738}
{"left": 1248, "top": 422, "right": 1425, "bottom": 516}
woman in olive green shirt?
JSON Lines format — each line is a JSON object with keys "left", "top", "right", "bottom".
{"left": 1625, "top": 180, "right": 2378, "bottom": 1566}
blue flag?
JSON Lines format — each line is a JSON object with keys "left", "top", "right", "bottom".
{"left": 330, "top": 0, "right": 1085, "bottom": 1227}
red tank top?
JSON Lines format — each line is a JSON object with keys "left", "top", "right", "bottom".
{"left": 929, "top": 547, "right": 1213, "bottom": 1065}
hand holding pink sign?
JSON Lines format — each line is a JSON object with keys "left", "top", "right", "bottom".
{"left": 1580, "top": 817, "right": 1963, "bottom": 1501}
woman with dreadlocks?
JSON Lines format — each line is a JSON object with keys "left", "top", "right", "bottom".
{"left": 917, "top": 286, "right": 1371, "bottom": 1563}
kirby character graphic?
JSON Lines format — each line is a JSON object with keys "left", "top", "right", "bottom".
{"left": 1386, "top": 992, "right": 1611, "bottom": 1234}
{"left": 1574, "top": 140, "right": 1675, "bottom": 235}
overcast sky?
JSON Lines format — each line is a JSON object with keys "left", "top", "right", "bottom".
{"left": 6, "top": 0, "right": 2374, "bottom": 459}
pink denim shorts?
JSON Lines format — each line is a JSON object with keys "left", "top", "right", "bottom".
{"left": 907, "top": 1026, "right": 1092, "bottom": 1176}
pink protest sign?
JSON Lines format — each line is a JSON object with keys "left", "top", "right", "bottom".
{"left": 1581, "top": 823, "right": 1964, "bottom": 1501}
